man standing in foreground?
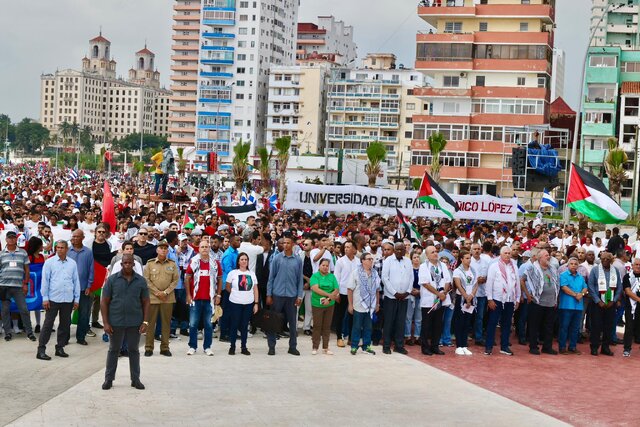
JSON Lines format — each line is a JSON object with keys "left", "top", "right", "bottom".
{"left": 101, "top": 254, "right": 150, "bottom": 390}
{"left": 381, "top": 243, "right": 412, "bottom": 355}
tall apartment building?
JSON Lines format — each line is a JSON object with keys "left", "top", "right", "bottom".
{"left": 39, "top": 33, "right": 170, "bottom": 143}
{"left": 550, "top": 47, "right": 565, "bottom": 101}
{"left": 266, "top": 64, "right": 330, "bottom": 155}
{"left": 168, "top": 0, "right": 299, "bottom": 168}
{"left": 326, "top": 53, "right": 426, "bottom": 186}
{"left": 296, "top": 16, "right": 357, "bottom": 65}
{"left": 411, "top": 0, "right": 558, "bottom": 197}
{"left": 591, "top": 0, "right": 639, "bottom": 49}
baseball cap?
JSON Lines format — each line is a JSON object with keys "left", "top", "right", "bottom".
{"left": 522, "top": 250, "right": 532, "bottom": 258}
{"left": 5, "top": 231, "right": 17, "bottom": 238}
{"left": 178, "top": 233, "right": 189, "bottom": 242}
{"left": 157, "top": 239, "right": 169, "bottom": 248}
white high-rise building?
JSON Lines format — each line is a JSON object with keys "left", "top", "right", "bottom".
{"left": 168, "top": 0, "right": 300, "bottom": 169}
{"left": 551, "top": 48, "right": 565, "bottom": 101}
{"left": 296, "top": 16, "right": 357, "bottom": 66}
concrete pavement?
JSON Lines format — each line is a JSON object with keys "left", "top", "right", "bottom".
{"left": 3, "top": 329, "right": 565, "bottom": 427}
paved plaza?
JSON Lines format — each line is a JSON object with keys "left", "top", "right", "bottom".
{"left": 1, "top": 325, "right": 565, "bottom": 427}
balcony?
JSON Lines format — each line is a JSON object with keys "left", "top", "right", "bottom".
{"left": 415, "top": 58, "right": 473, "bottom": 71}
{"left": 417, "top": 3, "right": 475, "bottom": 26}
{"left": 327, "top": 92, "right": 400, "bottom": 99}
{"left": 417, "top": 3, "right": 554, "bottom": 25}
{"left": 199, "top": 71, "right": 233, "bottom": 78}
{"left": 582, "top": 122, "right": 615, "bottom": 137}
{"left": 471, "top": 86, "right": 549, "bottom": 100}
{"left": 203, "top": 0, "right": 235, "bottom": 9}
{"left": 582, "top": 149, "right": 606, "bottom": 164}
{"left": 202, "top": 32, "right": 235, "bottom": 39}
{"left": 608, "top": 23, "right": 638, "bottom": 34}
{"left": 413, "top": 87, "right": 471, "bottom": 98}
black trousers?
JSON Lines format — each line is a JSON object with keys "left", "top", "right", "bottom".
{"left": 421, "top": 306, "right": 444, "bottom": 352}
{"left": 623, "top": 305, "right": 640, "bottom": 352}
{"left": 38, "top": 301, "right": 73, "bottom": 352}
{"left": 528, "top": 303, "right": 556, "bottom": 351}
{"left": 332, "top": 294, "right": 349, "bottom": 340}
{"left": 590, "top": 303, "right": 616, "bottom": 350}
{"left": 105, "top": 326, "right": 141, "bottom": 382}
{"left": 382, "top": 297, "right": 407, "bottom": 350}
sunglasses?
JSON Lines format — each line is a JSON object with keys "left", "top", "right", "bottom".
{"left": 138, "top": 232, "right": 148, "bottom": 236}
{"left": 96, "top": 230, "right": 106, "bottom": 234}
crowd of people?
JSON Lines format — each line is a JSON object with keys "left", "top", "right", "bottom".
{"left": 1, "top": 164, "right": 639, "bottom": 390}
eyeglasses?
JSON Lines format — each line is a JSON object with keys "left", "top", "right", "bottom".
{"left": 96, "top": 230, "right": 106, "bottom": 234}
{"left": 138, "top": 232, "right": 148, "bottom": 236}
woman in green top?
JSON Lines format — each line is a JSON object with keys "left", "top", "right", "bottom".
{"left": 310, "top": 258, "right": 340, "bottom": 355}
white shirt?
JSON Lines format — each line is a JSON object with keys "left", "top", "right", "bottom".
{"left": 581, "top": 261, "right": 595, "bottom": 276}
{"left": 582, "top": 244, "right": 599, "bottom": 257}
{"left": 226, "top": 269, "right": 258, "bottom": 305}
{"left": 486, "top": 259, "right": 520, "bottom": 303}
{"left": 334, "top": 255, "right": 361, "bottom": 295}
{"left": 238, "top": 241, "right": 264, "bottom": 273}
{"left": 382, "top": 256, "right": 413, "bottom": 299}
{"left": 471, "top": 255, "right": 490, "bottom": 298}
{"left": 453, "top": 265, "right": 477, "bottom": 296}
{"left": 310, "top": 248, "right": 334, "bottom": 273}
{"left": 418, "top": 260, "right": 452, "bottom": 308}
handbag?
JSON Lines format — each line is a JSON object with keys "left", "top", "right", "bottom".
{"left": 254, "top": 308, "right": 284, "bottom": 334}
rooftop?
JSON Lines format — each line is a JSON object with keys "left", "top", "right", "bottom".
{"left": 621, "top": 81, "right": 640, "bottom": 95}
{"left": 550, "top": 97, "right": 576, "bottom": 115}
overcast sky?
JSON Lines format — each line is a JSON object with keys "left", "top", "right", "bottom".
{"left": 0, "top": 0, "right": 591, "bottom": 122}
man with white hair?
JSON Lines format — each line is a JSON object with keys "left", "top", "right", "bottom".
{"left": 524, "top": 249, "right": 559, "bottom": 355}
{"left": 484, "top": 246, "right": 520, "bottom": 356}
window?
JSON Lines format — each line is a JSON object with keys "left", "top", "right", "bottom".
{"left": 443, "top": 102, "right": 461, "bottom": 114}
{"left": 406, "top": 103, "right": 415, "bottom": 110}
{"left": 622, "top": 62, "right": 640, "bottom": 72}
{"left": 625, "top": 97, "right": 639, "bottom": 116}
{"left": 584, "top": 112, "right": 612, "bottom": 124}
{"left": 517, "top": 77, "right": 526, "bottom": 86}
{"left": 443, "top": 76, "right": 460, "bottom": 87}
{"left": 586, "top": 84, "right": 616, "bottom": 103}
{"left": 405, "top": 131, "right": 413, "bottom": 139}
{"left": 479, "top": 22, "right": 488, "bottom": 32}
{"left": 537, "top": 76, "right": 547, "bottom": 88}
{"left": 444, "top": 22, "right": 463, "bottom": 34}
{"left": 475, "top": 76, "right": 485, "bottom": 87}
{"left": 589, "top": 55, "right": 617, "bottom": 67}
{"left": 520, "top": 23, "right": 529, "bottom": 32}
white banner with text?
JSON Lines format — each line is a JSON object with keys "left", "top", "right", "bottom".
{"left": 285, "top": 182, "right": 518, "bottom": 222}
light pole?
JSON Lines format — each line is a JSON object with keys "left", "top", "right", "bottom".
{"left": 3, "top": 119, "right": 8, "bottom": 165}
{"left": 563, "top": 2, "right": 627, "bottom": 224}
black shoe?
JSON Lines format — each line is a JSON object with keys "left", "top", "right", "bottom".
{"left": 542, "top": 348, "right": 558, "bottom": 355}
{"left": 4, "top": 334, "right": 11, "bottom": 342}
{"left": 92, "top": 322, "right": 104, "bottom": 329}
{"left": 160, "top": 350, "right": 172, "bottom": 357}
{"left": 180, "top": 329, "right": 189, "bottom": 336}
{"left": 279, "top": 331, "right": 290, "bottom": 338}
{"left": 432, "top": 349, "right": 445, "bottom": 355}
{"left": 229, "top": 348, "right": 235, "bottom": 355}
{"left": 55, "top": 348, "right": 69, "bottom": 358}
{"left": 475, "top": 340, "right": 485, "bottom": 346}
{"left": 500, "top": 348, "right": 514, "bottom": 356}
{"left": 518, "top": 339, "right": 527, "bottom": 346}
{"left": 303, "top": 330, "right": 312, "bottom": 336}
{"left": 35, "top": 325, "right": 41, "bottom": 333}
{"left": 395, "top": 347, "right": 408, "bottom": 355}
{"left": 36, "top": 351, "right": 51, "bottom": 361}
{"left": 219, "top": 335, "right": 229, "bottom": 342}
{"left": 268, "top": 348, "right": 275, "bottom": 356}
{"left": 77, "top": 340, "right": 88, "bottom": 346}
{"left": 591, "top": 348, "right": 599, "bottom": 356}
{"left": 421, "top": 348, "right": 433, "bottom": 356}
{"left": 144, "top": 350, "right": 153, "bottom": 357}
{"left": 154, "top": 335, "right": 161, "bottom": 341}
{"left": 102, "top": 380, "right": 113, "bottom": 390}
{"left": 288, "top": 348, "right": 300, "bottom": 356}
{"left": 241, "top": 348, "right": 251, "bottom": 356}
{"left": 383, "top": 348, "right": 392, "bottom": 354}
{"left": 601, "top": 348, "right": 614, "bottom": 356}
{"left": 529, "top": 348, "right": 541, "bottom": 355}
{"left": 131, "top": 380, "right": 145, "bottom": 390}
{"left": 483, "top": 349, "right": 492, "bottom": 356}
{"left": 28, "top": 333, "right": 36, "bottom": 341}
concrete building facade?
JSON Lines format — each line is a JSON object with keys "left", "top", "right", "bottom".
{"left": 551, "top": 47, "right": 565, "bottom": 102}
{"left": 296, "top": 16, "right": 357, "bottom": 66}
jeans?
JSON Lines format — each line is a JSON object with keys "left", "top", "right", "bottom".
{"left": 218, "top": 290, "right": 231, "bottom": 339}
{"left": 404, "top": 295, "right": 422, "bottom": 337}
{"left": 613, "top": 303, "right": 625, "bottom": 342}
{"left": 267, "top": 296, "right": 298, "bottom": 351}
{"left": 516, "top": 299, "right": 530, "bottom": 343}
{"left": 188, "top": 300, "right": 213, "bottom": 350}
{"left": 1, "top": 287, "right": 33, "bottom": 335}
{"left": 485, "top": 301, "right": 515, "bottom": 351}
{"left": 440, "top": 305, "right": 454, "bottom": 345}
{"left": 382, "top": 297, "right": 408, "bottom": 351}
{"left": 228, "top": 301, "right": 253, "bottom": 350}
{"left": 474, "top": 296, "right": 487, "bottom": 342}
{"left": 76, "top": 292, "right": 92, "bottom": 342}
{"left": 558, "top": 309, "right": 581, "bottom": 350}
{"left": 332, "top": 294, "right": 349, "bottom": 340}
{"left": 105, "top": 326, "right": 141, "bottom": 382}
{"left": 351, "top": 310, "right": 373, "bottom": 350}
{"left": 154, "top": 173, "right": 168, "bottom": 195}
{"left": 454, "top": 295, "right": 473, "bottom": 348}
{"left": 171, "top": 289, "right": 189, "bottom": 334}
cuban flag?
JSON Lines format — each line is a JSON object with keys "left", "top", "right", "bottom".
{"left": 269, "top": 188, "right": 280, "bottom": 212}
{"left": 514, "top": 194, "right": 526, "bottom": 214}
{"left": 540, "top": 188, "right": 558, "bottom": 210}
{"left": 68, "top": 167, "right": 79, "bottom": 181}
{"left": 240, "top": 190, "right": 249, "bottom": 206}
{"left": 248, "top": 191, "right": 257, "bottom": 205}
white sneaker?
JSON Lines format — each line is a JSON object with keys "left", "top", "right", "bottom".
{"left": 247, "top": 332, "right": 253, "bottom": 338}
{"left": 187, "top": 348, "right": 196, "bottom": 356}
{"left": 323, "top": 349, "right": 334, "bottom": 355}
{"left": 455, "top": 347, "right": 465, "bottom": 355}
{"left": 204, "top": 348, "right": 214, "bottom": 356}
{"left": 462, "top": 347, "right": 473, "bottom": 356}
{"left": 312, "top": 349, "right": 317, "bottom": 355}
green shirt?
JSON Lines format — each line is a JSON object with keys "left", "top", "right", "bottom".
{"left": 310, "top": 271, "right": 339, "bottom": 308}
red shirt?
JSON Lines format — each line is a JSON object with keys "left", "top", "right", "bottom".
{"left": 186, "top": 259, "right": 221, "bottom": 300}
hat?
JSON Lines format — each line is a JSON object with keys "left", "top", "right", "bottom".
{"left": 178, "top": 233, "right": 189, "bottom": 242}
{"left": 218, "top": 224, "right": 230, "bottom": 232}
{"left": 157, "top": 240, "right": 169, "bottom": 248}
{"left": 183, "top": 222, "right": 195, "bottom": 230}
{"left": 5, "top": 231, "right": 17, "bottom": 238}
{"left": 623, "top": 233, "right": 629, "bottom": 239}
{"left": 211, "top": 305, "right": 223, "bottom": 323}
{"left": 501, "top": 226, "right": 509, "bottom": 232}
{"left": 522, "top": 250, "right": 532, "bottom": 258}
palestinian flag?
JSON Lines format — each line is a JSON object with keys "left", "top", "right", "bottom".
{"left": 216, "top": 204, "right": 258, "bottom": 222}
{"left": 396, "top": 208, "right": 422, "bottom": 243}
{"left": 417, "top": 171, "right": 458, "bottom": 220}
{"left": 567, "top": 163, "right": 628, "bottom": 224}
{"left": 182, "top": 211, "right": 195, "bottom": 228}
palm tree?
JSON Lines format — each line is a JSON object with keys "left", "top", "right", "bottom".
{"left": 80, "top": 126, "right": 94, "bottom": 153}
{"left": 176, "top": 147, "right": 187, "bottom": 186}
{"left": 604, "top": 137, "right": 628, "bottom": 203}
{"left": 232, "top": 138, "right": 251, "bottom": 195}
{"left": 427, "top": 132, "right": 448, "bottom": 184}
{"left": 364, "top": 141, "right": 387, "bottom": 188}
{"left": 58, "top": 121, "right": 71, "bottom": 149}
{"left": 274, "top": 136, "right": 292, "bottom": 201}
{"left": 257, "top": 146, "right": 272, "bottom": 194}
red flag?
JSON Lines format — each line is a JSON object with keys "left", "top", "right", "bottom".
{"left": 89, "top": 262, "right": 108, "bottom": 294}
{"left": 102, "top": 181, "right": 117, "bottom": 233}
{"left": 105, "top": 151, "right": 113, "bottom": 161}
{"left": 183, "top": 210, "right": 194, "bottom": 227}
